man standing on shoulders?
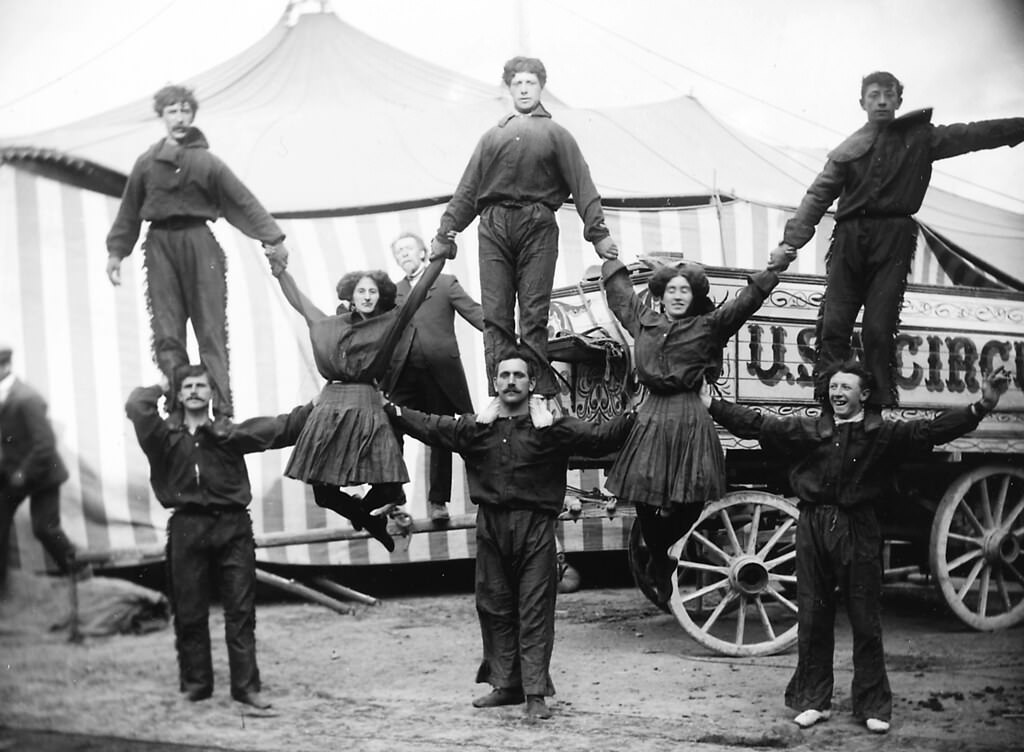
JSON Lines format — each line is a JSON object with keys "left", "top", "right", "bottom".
{"left": 126, "top": 364, "right": 312, "bottom": 709}
{"left": 386, "top": 349, "right": 634, "bottom": 720}
{"left": 0, "top": 344, "right": 81, "bottom": 591}
{"left": 107, "top": 84, "right": 290, "bottom": 426}
{"left": 431, "top": 57, "right": 619, "bottom": 399}
{"left": 704, "top": 360, "right": 1011, "bottom": 734}
{"left": 771, "top": 72, "right": 1024, "bottom": 409}
{"left": 386, "top": 232, "right": 484, "bottom": 522}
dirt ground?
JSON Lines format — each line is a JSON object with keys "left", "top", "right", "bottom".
{"left": 1, "top": 559, "right": 1022, "bottom": 752}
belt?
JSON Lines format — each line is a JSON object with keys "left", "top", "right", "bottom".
{"left": 149, "top": 216, "right": 209, "bottom": 231}
{"left": 176, "top": 503, "right": 246, "bottom": 516}
{"left": 838, "top": 211, "right": 912, "bottom": 221}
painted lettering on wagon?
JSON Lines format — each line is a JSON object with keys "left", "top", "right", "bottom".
{"left": 743, "top": 323, "right": 1023, "bottom": 402}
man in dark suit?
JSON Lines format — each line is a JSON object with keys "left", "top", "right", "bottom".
{"left": 0, "top": 345, "right": 79, "bottom": 590}
{"left": 387, "top": 232, "right": 484, "bottom": 522}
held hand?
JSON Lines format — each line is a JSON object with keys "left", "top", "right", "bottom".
{"left": 268, "top": 257, "right": 287, "bottom": 278}
{"left": 980, "top": 366, "right": 1012, "bottom": 410}
{"left": 698, "top": 381, "right": 713, "bottom": 410}
{"left": 264, "top": 242, "right": 289, "bottom": 271}
{"left": 158, "top": 374, "right": 171, "bottom": 394}
{"left": 430, "top": 234, "right": 457, "bottom": 261}
{"left": 767, "top": 244, "right": 797, "bottom": 272}
{"left": 106, "top": 255, "right": 122, "bottom": 286}
{"left": 594, "top": 236, "right": 619, "bottom": 260}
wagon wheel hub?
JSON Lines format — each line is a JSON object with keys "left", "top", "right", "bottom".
{"left": 983, "top": 529, "right": 1020, "bottom": 565}
{"left": 728, "top": 555, "right": 770, "bottom": 597}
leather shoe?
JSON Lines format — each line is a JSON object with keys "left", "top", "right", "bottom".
{"left": 365, "top": 514, "right": 395, "bottom": 552}
{"left": 526, "top": 695, "right": 552, "bottom": 719}
{"left": 184, "top": 687, "right": 212, "bottom": 702}
{"left": 429, "top": 502, "right": 450, "bottom": 522}
{"left": 473, "top": 687, "right": 525, "bottom": 708}
{"left": 233, "top": 690, "right": 271, "bottom": 709}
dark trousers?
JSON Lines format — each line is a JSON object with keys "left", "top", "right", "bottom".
{"left": 0, "top": 482, "right": 75, "bottom": 582}
{"left": 166, "top": 508, "right": 259, "bottom": 698}
{"left": 815, "top": 217, "right": 917, "bottom": 407}
{"left": 389, "top": 363, "right": 459, "bottom": 503}
{"left": 785, "top": 504, "right": 892, "bottom": 721}
{"left": 144, "top": 225, "right": 233, "bottom": 417}
{"left": 478, "top": 204, "right": 560, "bottom": 397}
{"left": 474, "top": 504, "right": 558, "bottom": 697}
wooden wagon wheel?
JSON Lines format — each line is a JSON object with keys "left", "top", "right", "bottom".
{"left": 666, "top": 490, "right": 800, "bottom": 656}
{"left": 929, "top": 464, "right": 1024, "bottom": 631}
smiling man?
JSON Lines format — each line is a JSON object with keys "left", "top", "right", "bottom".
{"left": 770, "top": 71, "right": 1024, "bottom": 409}
{"left": 106, "top": 85, "right": 290, "bottom": 426}
{"left": 704, "top": 360, "right": 1011, "bottom": 734}
{"left": 385, "top": 349, "right": 634, "bottom": 720}
{"left": 430, "top": 57, "right": 619, "bottom": 399}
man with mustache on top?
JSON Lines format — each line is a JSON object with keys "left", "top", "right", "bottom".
{"left": 106, "top": 84, "right": 290, "bottom": 430}
{"left": 384, "top": 349, "right": 635, "bottom": 720}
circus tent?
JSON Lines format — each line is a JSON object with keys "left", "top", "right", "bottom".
{"left": 2, "top": 8, "right": 1022, "bottom": 573}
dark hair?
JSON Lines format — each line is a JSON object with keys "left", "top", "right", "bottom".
{"left": 0, "top": 346, "right": 11, "bottom": 367}
{"left": 335, "top": 270, "right": 397, "bottom": 314}
{"left": 648, "top": 262, "right": 715, "bottom": 317}
{"left": 826, "top": 359, "right": 875, "bottom": 393}
{"left": 174, "top": 363, "right": 209, "bottom": 385}
{"left": 495, "top": 346, "right": 538, "bottom": 379}
{"left": 860, "top": 71, "right": 903, "bottom": 99}
{"left": 390, "top": 232, "right": 427, "bottom": 255}
{"left": 502, "top": 56, "right": 547, "bottom": 88}
{"left": 153, "top": 85, "right": 199, "bottom": 117}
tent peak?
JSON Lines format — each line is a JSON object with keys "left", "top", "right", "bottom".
{"left": 282, "top": 0, "right": 335, "bottom": 26}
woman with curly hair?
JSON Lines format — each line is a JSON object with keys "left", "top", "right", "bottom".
{"left": 600, "top": 253, "right": 786, "bottom": 605}
{"left": 271, "top": 254, "right": 446, "bottom": 551}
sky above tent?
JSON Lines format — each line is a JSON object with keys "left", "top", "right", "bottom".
{"left": 1, "top": 0, "right": 1022, "bottom": 211}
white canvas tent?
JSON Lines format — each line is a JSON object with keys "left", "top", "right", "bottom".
{"left": 2, "top": 9, "right": 1022, "bottom": 572}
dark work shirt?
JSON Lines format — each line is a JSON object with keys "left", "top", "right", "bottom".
{"left": 709, "top": 398, "right": 982, "bottom": 509}
{"left": 391, "top": 407, "right": 634, "bottom": 515}
{"left": 437, "top": 104, "right": 609, "bottom": 243}
{"left": 602, "top": 260, "right": 778, "bottom": 393}
{"left": 783, "top": 112, "right": 1024, "bottom": 249}
{"left": 107, "top": 128, "right": 286, "bottom": 258}
{"left": 125, "top": 385, "right": 312, "bottom": 510}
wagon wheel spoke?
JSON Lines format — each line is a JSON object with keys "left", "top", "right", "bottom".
{"left": 700, "top": 590, "right": 738, "bottom": 632}
{"left": 757, "top": 517, "right": 795, "bottom": 559}
{"left": 1003, "top": 562, "right": 1024, "bottom": 588}
{"left": 734, "top": 598, "right": 747, "bottom": 645}
{"left": 955, "top": 559, "right": 986, "bottom": 601}
{"left": 1000, "top": 497, "right": 1024, "bottom": 534}
{"left": 996, "top": 570, "right": 1013, "bottom": 612}
{"left": 947, "top": 532, "right": 982, "bottom": 547}
{"left": 977, "top": 567, "right": 991, "bottom": 617}
{"left": 676, "top": 559, "right": 730, "bottom": 575}
{"left": 770, "top": 574, "right": 797, "bottom": 584}
{"left": 719, "top": 508, "right": 743, "bottom": 556}
{"left": 946, "top": 547, "right": 984, "bottom": 573}
{"left": 991, "top": 474, "right": 1010, "bottom": 526}
{"left": 763, "top": 550, "right": 796, "bottom": 571}
{"left": 745, "top": 504, "right": 762, "bottom": 554}
{"left": 977, "top": 479, "right": 995, "bottom": 528}
{"left": 754, "top": 596, "right": 776, "bottom": 640}
{"left": 763, "top": 585, "right": 798, "bottom": 614}
{"left": 957, "top": 498, "right": 987, "bottom": 537}
{"left": 679, "top": 577, "right": 730, "bottom": 605}
{"left": 690, "top": 530, "right": 733, "bottom": 565}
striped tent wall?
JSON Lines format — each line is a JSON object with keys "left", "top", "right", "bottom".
{"left": 0, "top": 166, "right": 952, "bottom": 571}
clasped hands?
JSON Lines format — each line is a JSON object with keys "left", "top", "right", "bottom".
{"left": 264, "top": 241, "right": 289, "bottom": 277}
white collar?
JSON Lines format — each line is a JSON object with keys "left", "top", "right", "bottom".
{"left": 406, "top": 265, "right": 426, "bottom": 285}
{"left": 0, "top": 372, "right": 15, "bottom": 403}
{"left": 834, "top": 410, "right": 865, "bottom": 425}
